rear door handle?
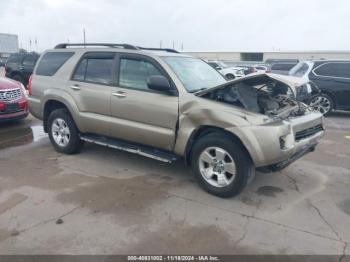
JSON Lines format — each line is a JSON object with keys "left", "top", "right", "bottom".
{"left": 112, "top": 91, "right": 126, "bottom": 98}
{"left": 70, "top": 85, "right": 81, "bottom": 91}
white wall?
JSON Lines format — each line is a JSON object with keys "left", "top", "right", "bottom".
{"left": 0, "top": 33, "right": 19, "bottom": 55}
{"left": 184, "top": 51, "right": 350, "bottom": 62}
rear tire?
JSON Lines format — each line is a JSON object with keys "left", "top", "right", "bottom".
{"left": 47, "top": 108, "right": 83, "bottom": 154}
{"left": 190, "top": 133, "right": 254, "bottom": 198}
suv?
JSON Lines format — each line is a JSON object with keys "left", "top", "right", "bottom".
{"left": 290, "top": 60, "right": 350, "bottom": 115}
{"left": 5, "top": 53, "right": 39, "bottom": 86}
{"left": 28, "top": 43, "right": 324, "bottom": 198}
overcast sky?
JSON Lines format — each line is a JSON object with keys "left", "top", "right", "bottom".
{"left": 0, "top": 0, "right": 349, "bottom": 52}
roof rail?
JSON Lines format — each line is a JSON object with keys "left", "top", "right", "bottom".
{"left": 137, "top": 47, "right": 180, "bottom": 54}
{"left": 54, "top": 43, "right": 138, "bottom": 50}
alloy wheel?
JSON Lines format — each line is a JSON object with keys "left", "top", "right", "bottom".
{"left": 198, "top": 147, "right": 236, "bottom": 188}
{"left": 309, "top": 95, "right": 332, "bottom": 115}
{"left": 52, "top": 118, "right": 71, "bottom": 147}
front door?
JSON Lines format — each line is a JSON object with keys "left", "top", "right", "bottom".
{"left": 110, "top": 54, "right": 178, "bottom": 151}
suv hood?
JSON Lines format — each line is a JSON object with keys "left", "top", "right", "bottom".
{"left": 196, "top": 73, "right": 310, "bottom": 97}
{"left": 196, "top": 73, "right": 312, "bottom": 120}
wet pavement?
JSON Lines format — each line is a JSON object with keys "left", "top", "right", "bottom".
{"left": 0, "top": 113, "right": 349, "bottom": 255}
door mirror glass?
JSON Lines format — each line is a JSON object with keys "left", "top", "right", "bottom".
{"left": 147, "top": 75, "right": 171, "bottom": 92}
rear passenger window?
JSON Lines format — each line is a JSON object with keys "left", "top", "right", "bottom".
{"left": 36, "top": 52, "right": 74, "bottom": 76}
{"left": 314, "top": 62, "right": 350, "bottom": 79}
{"left": 119, "top": 58, "right": 163, "bottom": 90}
{"left": 72, "top": 55, "right": 114, "bottom": 85}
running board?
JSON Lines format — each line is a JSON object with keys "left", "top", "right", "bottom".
{"left": 80, "top": 134, "right": 179, "bottom": 163}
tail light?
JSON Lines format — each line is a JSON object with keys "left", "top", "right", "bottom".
{"left": 27, "top": 74, "right": 33, "bottom": 96}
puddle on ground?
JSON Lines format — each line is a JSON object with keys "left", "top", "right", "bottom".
{"left": 0, "top": 125, "right": 47, "bottom": 150}
{"left": 256, "top": 186, "right": 284, "bottom": 197}
{"left": 338, "top": 198, "right": 350, "bottom": 216}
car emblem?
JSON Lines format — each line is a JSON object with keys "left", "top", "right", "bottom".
{"left": 5, "top": 92, "right": 14, "bottom": 99}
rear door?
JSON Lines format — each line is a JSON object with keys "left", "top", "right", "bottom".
{"left": 67, "top": 52, "right": 116, "bottom": 136}
{"left": 110, "top": 54, "right": 178, "bottom": 151}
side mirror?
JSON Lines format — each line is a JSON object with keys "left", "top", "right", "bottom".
{"left": 147, "top": 75, "right": 172, "bottom": 93}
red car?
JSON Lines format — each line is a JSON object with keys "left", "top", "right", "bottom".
{"left": 0, "top": 77, "right": 28, "bottom": 122}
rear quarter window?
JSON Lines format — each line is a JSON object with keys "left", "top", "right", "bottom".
{"left": 36, "top": 52, "right": 74, "bottom": 76}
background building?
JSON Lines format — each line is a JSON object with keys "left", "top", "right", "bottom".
{"left": 0, "top": 33, "right": 19, "bottom": 63}
{"left": 184, "top": 50, "right": 350, "bottom": 63}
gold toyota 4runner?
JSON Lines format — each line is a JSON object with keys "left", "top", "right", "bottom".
{"left": 28, "top": 43, "right": 325, "bottom": 197}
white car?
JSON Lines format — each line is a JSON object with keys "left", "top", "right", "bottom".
{"left": 207, "top": 61, "right": 245, "bottom": 80}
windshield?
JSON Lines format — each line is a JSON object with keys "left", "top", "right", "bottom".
{"left": 163, "top": 57, "right": 227, "bottom": 92}
{"left": 289, "top": 62, "right": 310, "bottom": 77}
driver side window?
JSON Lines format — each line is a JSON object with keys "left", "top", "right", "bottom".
{"left": 119, "top": 58, "right": 163, "bottom": 91}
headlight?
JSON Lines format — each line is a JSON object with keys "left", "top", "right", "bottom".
{"left": 20, "top": 84, "right": 28, "bottom": 98}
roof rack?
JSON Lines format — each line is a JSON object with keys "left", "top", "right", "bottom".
{"left": 54, "top": 43, "right": 180, "bottom": 53}
{"left": 54, "top": 43, "right": 138, "bottom": 50}
{"left": 137, "top": 47, "right": 180, "bottom": 53}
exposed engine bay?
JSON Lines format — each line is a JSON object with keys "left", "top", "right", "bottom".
{"left": 199, "top": 75, "right": 309, "bottom": 119}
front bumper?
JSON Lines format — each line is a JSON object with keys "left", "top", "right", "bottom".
{"left": 258, "top": 142, "right": 317, "bottom": 172}
{"left": 0, "top": 99, "right": 29, "bottom": 122}
{"left": 0, "top": 111, "right": 28, "bottom": 122}
{"left": 228, "top": 112, "right": 324, "bottom": 168}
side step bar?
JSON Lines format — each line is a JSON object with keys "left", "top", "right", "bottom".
{"left": 80, "top": 134, "right": 179, "bottom": 163}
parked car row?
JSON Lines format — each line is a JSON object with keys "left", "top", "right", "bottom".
{"left": 206, "top": 61, "right": 245, "bottom": 79}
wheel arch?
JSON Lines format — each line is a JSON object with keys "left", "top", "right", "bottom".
{"left": 184, "top": 125, "right": 253, "bottom": 166}
{"left": 321, "top": 90, "right": 337, "bottom": 109}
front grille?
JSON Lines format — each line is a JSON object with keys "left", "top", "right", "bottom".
{"left": 295, "top": 124, "right": 323, "bottom": 141}
{"left": 0, "top": 88, "right": 22, "bottom": 102}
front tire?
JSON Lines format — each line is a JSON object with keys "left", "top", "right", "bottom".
{"left": 308, "top": 93, "right": 333, "bottom": 116}
{"left": 48, "top": 108, "right": 83, "bottom": 154}
{"left": 190, "top": 133, "right": 254, "bottom": 198}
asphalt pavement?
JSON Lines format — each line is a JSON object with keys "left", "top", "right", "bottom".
{"left": 0, "top": 112, "right": 349, "bottom": 255}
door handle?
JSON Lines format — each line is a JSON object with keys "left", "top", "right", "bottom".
{"left": 70, "top": 85, "right": 81, "bottom": 91}
{"left": 112, "top": 91, "right": 126, "bottom": 98}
